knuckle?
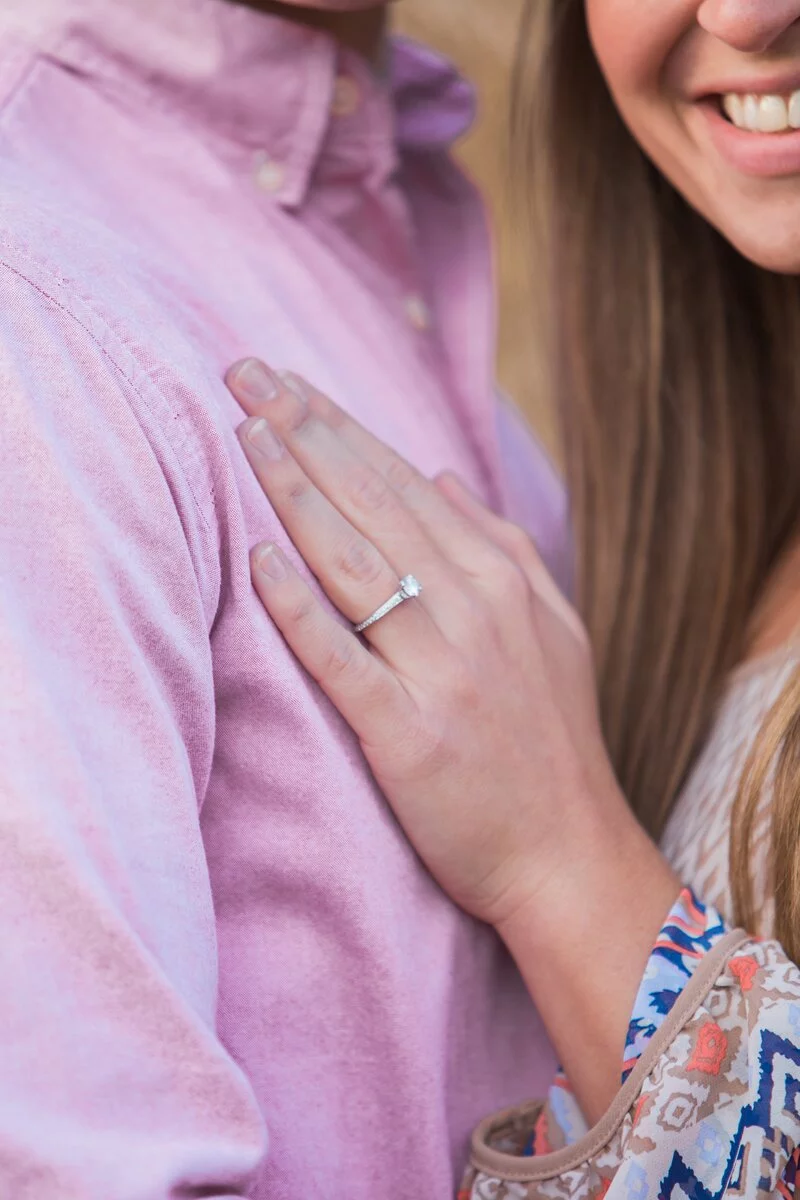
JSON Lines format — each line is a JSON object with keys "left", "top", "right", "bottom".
{"left": 504, "top": 525, "right": 533, "bottom": 560}
{"left": 441, "top": 652, "right": 482, "bottom": 713}
{"left": 409, "top": 726, "right": 452, "bottom": 777}
{"left": 495, "top": 523, "right": 546, "bottom": 585}
{"left": 280, "top": 477, "right": 311, "bottom": 511}
{"left": 457, "top": 589, "right": 495, "bottom": 637}
{"left": 323, "top": 401, "right": 347, "bottom": 431}
{"left": 389, "top": 707, "right": 451, "bottom": 778}
{"left": 347, "top": 468, "right": 394, "bottom": 515}
{"left": 493, "top": 557, "right": 530, "bottom": 603}
{"left": 285, "top": 592, "right": 318, "bottom": 629}
{"left": 281, "top": 399, "right": 315, "bottom": 439}
{"left": 449, "top": 588, "right": 509, "bottom": 659}
{"left": 321, "top": 636, "right": 360, "bottom": 681}
{"left": 383, "top": 453, "right": 418, "bottom": 496}
{"left": 335, "top": 538, "right": 386, "bottom": 588}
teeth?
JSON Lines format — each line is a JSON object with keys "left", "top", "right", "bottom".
{"left": 744, "top": 94, "right": 760, "bottom": 130}
{"left": 758, "top": 95, "right": 788, "bottom": 132}
{"left": 791, "top": 92, "right": 800, "bottom": 129}
{"left": 722, "top": 89, "right": 800, "bottom": 132}
{"left": 722, "top": 94, "right": 744, "bottom": 127}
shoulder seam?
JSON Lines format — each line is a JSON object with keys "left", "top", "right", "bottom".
{"left": 0, "top": 252, "right": 217, "bottom": 549}
{"left": 0, "top": 251, "right": 221, "bottom": 626}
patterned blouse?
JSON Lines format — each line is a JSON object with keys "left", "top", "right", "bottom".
{"left": 460, "top": 645, "right": 800, "bottom": 1199}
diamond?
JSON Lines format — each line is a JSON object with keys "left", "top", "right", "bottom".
{"left": 400, "top": 575, "right": 422, "bottom": 598}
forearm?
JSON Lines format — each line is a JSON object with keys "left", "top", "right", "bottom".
{"left": 495, "top": 783, "right": 680, "bottom": 1123}
{"left": 464, "top": 927, "right": 800, "bottom": 1198}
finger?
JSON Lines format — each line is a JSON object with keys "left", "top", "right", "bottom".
{"left": 251, "top": 543, "right": 413, "bottom": 744}
{"left": 226, "top": 359, "right": 505, "bottom": 585}
{"left": 435, "top": 472, "right": 584, "bottom": 639}
{"left": 237, "top": 415, "right": 438, "bottom": 666}
{"left": 229, "top": 362, "right": 479, "bottom": 632}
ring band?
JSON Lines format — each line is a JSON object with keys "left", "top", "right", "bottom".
{"left": 353, "top": 575, "right": 422, "bottom": 634}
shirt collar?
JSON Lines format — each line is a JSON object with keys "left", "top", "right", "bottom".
{"left": 390, "top": 35, "right": 476, "bottom": 152}
{"left": 7, "top": 0, "right": 476, "bottom": 206}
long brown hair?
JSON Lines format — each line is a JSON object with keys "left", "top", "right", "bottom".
{"left": 514, "top": 0, "right": 800, "bottom": 957}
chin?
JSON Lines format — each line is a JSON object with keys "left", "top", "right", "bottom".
{"left": 707, "top": 195, "right": 800, "bottom": 275}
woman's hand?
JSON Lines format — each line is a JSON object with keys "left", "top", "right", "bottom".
{"left": 228, "top": 359, "right": 610, "bottom": 923}
{"left": 227, "top": 358, "right": 680, "bottom": 1118}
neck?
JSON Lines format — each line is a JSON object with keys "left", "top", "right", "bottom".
{"left": 233, "top": 3, "right": 388, "bottom": 66}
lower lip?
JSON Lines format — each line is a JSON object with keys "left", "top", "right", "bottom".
{"left": 699, "top": 100, "right": 800, "bottom": 177}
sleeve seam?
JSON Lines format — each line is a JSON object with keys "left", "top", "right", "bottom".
{"left": 0, "top": 252, "right": 218, "bottom": 568}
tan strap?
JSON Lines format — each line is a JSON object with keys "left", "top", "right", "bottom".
{"left": 470, "top": 928, "right": 750, "bottom": 1183}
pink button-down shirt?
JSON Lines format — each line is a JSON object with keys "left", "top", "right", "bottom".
{"left": 0, "top": 2, "right": 565, "bottom": 1196}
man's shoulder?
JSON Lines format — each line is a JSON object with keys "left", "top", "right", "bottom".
{"left": 0, "top": 152, "right": 229, "bottom": 446}
{"left": 0, "top": 164, "right": 224, "bottom": 609}
{"left": 0, "top": 162, "right": 226, "bottom": 546}
{"left": 0, "top": 160, "right": 183, "bottom": 367}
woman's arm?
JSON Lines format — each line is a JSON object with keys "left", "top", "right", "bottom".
{"left": 225, "top": 359, "right": 800, "bottom": 1196}
{"left": 494, "top": 806, "right": 678, "bottom": 1120}
{"left": 225, "top": 357, "right": 680, "bottom": 1121}
{"left": 465, "top": 916, "right": 800, "bottom": 1199}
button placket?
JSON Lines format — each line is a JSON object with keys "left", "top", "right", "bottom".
{"left": 331, "top": 75, "right": 360, "bottom": 119}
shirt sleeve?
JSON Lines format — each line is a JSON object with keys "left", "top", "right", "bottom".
{"left": 462, "top": 891, "right": 800, "bottom": 1198}
{"left": 0, "top": 266, "right": 265, "bottom": 1196}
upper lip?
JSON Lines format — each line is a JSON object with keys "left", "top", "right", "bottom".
{"left": 691, "top": 71, "right": 800, "bottom": 101}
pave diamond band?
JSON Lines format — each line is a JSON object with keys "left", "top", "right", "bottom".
{"left": 353, "top": 575, "right": 422, "bottom": 635}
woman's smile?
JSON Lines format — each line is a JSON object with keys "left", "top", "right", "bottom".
{"left": 721, "top": 88, "right": 800, "bottom": 132}
{"left": 694, "top": 67, "right": 800, "bottom": 176}
{"left": 588, "top": 1, "right": 800, "bottom": 267}
{"left": 701, "top": 90, "right": 800, "bottom": 175}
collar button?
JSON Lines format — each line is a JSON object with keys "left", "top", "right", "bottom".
{"left": 254, "top": 154, "right": 286, "bottom": 195}
{"left": 405, "top": 294, "right": 432, "bottom": 333}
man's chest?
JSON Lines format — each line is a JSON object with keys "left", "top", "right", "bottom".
{"left": 0, "top": 33, "right": 557, "bottom": 1194}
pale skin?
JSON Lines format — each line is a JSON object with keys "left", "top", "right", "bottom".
{"left": 586, "top": 0, "right": 800, "bottom": 646}
{"left": 225, "top": 0, "right": 800, "bottom": 1124}
{"left": 226, "top": 362, "right": 681, "bottom": 1123}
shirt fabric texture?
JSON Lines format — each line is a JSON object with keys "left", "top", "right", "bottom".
{"left": 0, "top": 2, "right": 566, "bottom": 1196}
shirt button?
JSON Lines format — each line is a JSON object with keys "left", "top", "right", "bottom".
{"left": 254, "top": 154, "right": 286, "bottom": 194}
{"left": 331, "top": 75, "right": 360, "bottom": 119}
{"left": 404, "top": 294, "right": 432, "bottom": 332}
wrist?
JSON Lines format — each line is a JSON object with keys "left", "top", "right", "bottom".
{"left": 496, "top": 803, "right": 679, "bottom": 972}
{"left": 494, "top": 780, "right": 681, "bottom": 1123}
{"left": 496, "top": 766, "right": 652, "bottom": 928}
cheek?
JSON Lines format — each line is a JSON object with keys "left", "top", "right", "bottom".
{"left": 581, "top": 1, "right": 800, "bottom": 275}
{"left": 585, "top": 0, "right": 705, "bottom": 208}
{"left": 586, "top": 0, "right": 693, "bottom": 103}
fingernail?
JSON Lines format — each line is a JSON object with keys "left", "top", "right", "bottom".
{"left": 231, "top": 359, "right": 280, "bottom": 404}
{"left": 255, "top": 543, "right": 287, "bottom": 581}
{"left": 245, "top": 418, "right": 283, "bottom": 461}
